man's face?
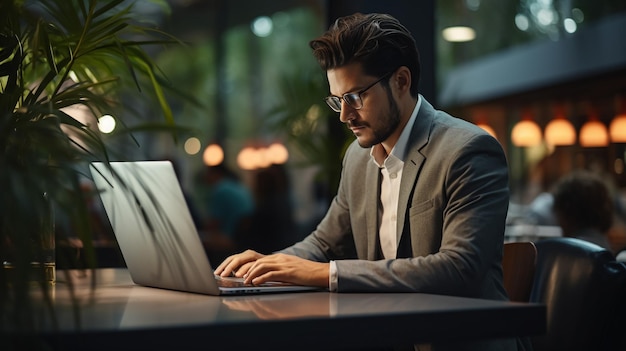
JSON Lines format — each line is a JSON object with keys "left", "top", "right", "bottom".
{"left": 327, "top": 63, "right": 401, "bottom": 148}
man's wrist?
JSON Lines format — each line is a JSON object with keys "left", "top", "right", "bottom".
{"left": 329, "top": 260, "right": 338, "bottom": 292}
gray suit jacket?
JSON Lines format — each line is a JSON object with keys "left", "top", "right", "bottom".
{"left": 282, "top": 97, "right": 526, "bottom": 350}
{"left": 283, "top": 98, "right": 509, "bottom": 300}
{"left": 283, "top": 97, "right": 510, "bottom": 299}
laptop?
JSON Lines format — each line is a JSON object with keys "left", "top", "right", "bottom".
{"left": 89, "top": 160, "right": 320, "bottom": 295}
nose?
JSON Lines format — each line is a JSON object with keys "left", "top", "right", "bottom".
{"left": 338, "top": 101, "right": 356, "bottom": 124}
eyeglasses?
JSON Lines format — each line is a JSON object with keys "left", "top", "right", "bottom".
{"left": 324, "top": 71, "right": 393, "bottom": 113}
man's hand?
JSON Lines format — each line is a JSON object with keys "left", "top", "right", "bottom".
{"left": 215, "top": 249, "right": 266, "bottom": 278}
{"left": 242, "top": 253, "right": 330, "bottom": 288}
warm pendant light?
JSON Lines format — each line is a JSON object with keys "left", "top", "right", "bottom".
{"left": 611, "top": 94, "right": 626, "bottom": 143}
{"left": 580, "top": 120, "right": 609, "bottom": 147}
{"left": 610, "top": 114, "right": 626, "bottom": 143}
{"left": 544, "top": 105, "right": 576, "bottom": 146}
{"left": 511, "top": 110, "right": 542, "bottom": 147}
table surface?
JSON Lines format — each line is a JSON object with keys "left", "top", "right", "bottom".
{"left": 19, "top": 268, "right": 545, "bottom": 351}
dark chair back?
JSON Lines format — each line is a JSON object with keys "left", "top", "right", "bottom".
{"left": 530, "top": 237, "right": 626, "bottom": 351}
{"left": 502, "top": 241, "right": 537, "bottom": 302}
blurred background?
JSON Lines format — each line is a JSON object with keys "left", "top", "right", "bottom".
{"left": 88, "top": 0, "right": 626, "bottom": 263}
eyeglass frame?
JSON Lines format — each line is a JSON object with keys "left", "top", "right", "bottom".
{"left": 324, "top": 71, "right": 393, "bottom": 113}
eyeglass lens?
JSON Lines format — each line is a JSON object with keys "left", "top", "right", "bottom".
{"left": 324, "top": 72, "right": 391, "bottom": 112}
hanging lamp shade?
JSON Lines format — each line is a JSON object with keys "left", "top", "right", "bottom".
{"left": 545, "top": 118, "right": 576, "bottom": 146}
{"left": 610, "top": 114, "right": 626, "bottom": 142}
{"left": 579, "top": 120, "right": 609, "bottom": 147}
{"left": 545, "top": 104, "right": 576, "bottom": 146}
{"left": 511, "top": 120, "right": 542, "bottom": 147}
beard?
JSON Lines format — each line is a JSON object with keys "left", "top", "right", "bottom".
{"left": 355, "top": 92, "right": 402, "bottom": 148}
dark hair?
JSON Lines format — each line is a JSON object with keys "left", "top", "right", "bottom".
{"left": 310, "top": 13, "right": 420, "bottom": 97}
{"left": 552, "top": 171, "right": 614, "bottom": 233}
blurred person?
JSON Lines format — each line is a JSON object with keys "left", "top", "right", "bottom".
{"left": 246, "top": 164, "right": 297, "bottom": 254}
{"left": 203, "top": 163, "right": 255, "bottom": 262}
{"left": 526, "top": 192, "right": 557, "bottom": 226}
{"left": 217, "top": 13, "right": 522, "bottom": 350}
{"left": 523, "top": 149, "right": 571, "bottom": 226}
{"left": 552, "top": 170, "right": 613, "bottom": 251}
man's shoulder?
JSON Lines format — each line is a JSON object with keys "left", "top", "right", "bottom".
{"left": 411, "top": 98, "right": 490, "bottom": 147}
{"left": 429, "top": 111, "right": 496, "bottom": 146}
{"left": 432, "top": 110, "right": 483, "bottom": 134}
{"left": 417, "top": 111, "right": 505, "bottom": 162}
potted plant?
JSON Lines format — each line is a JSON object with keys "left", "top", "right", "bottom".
{"left": 1, "top": 0, "right": 184, "bottom": 339}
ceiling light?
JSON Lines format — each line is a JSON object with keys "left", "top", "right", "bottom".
{"left": 545, "top": 118, "right": 576, "bottom": 146}
{"left": 442, "top": 26, "right": 476, "bottom": 42}
{"left": 511, "top": 120, "right": 542, "bottom": 147}
{"left": 610, "top": 114, "right": 626, "bottom": 143}
{"left": 579, "top": 120, "right": 609, "bottom": 147}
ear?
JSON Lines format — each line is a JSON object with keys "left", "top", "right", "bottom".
{"left": 392, "top": 66, "right": 411, "bottom": 96}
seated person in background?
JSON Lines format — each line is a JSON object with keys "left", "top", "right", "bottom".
{"left": 203, "top": 163, "right": 255, "bottom": 262}
{"left": 526, "top": 191, "right": 557, "bottom": 226}
{"left": 552, "top": 170, "right": 613, "bottom": 251}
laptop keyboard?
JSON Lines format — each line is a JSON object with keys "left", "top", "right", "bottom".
{"left": 214, "top": 275, "right": 251, "bottom": 288}
{"left": 214, "top": 275, "right": 292, "bottom": 288}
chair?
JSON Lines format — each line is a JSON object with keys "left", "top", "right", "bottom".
{"left": 502, "top": 241, "right": 537, "bottom": 302}
{"left": 529, "top": 237, "right": 626, "bottom": 351}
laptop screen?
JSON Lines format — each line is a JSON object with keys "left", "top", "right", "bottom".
{"left": 90, "top": 161, "right": 221, "bottom": 295}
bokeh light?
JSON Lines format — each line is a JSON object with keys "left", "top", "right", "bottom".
{"left": 98, "top": 114, "right": 116, "bottom": 134}
{"left": 184, "top": 137, "right": 202, "bottom": 155}
{"left": 203, "top": 143, "right": 224, "bottom": 166}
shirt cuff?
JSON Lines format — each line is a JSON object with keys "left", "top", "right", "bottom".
{"left": 329, "top": 260, "right": 338, "bottom": 292}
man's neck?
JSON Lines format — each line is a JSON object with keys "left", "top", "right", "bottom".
{"left": 381, "top": 97, "right": 418, "bottom": 155}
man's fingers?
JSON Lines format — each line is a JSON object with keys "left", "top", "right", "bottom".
{"left": 214, "top": 257, "right": 231, "bottom": 275}
{"left": 217, "top": 250, "right": 264, "bottom": 277}
{"left": 233, "top": 261, "right": 254, "bottom": 277}
{"left": 243, "top": 256, "right": 288, "bottom": 284}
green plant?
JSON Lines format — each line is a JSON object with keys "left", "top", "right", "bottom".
{"left": 0, "top": 0, "right": 184, "bottom": 337}
{"left": 267, "top": 68, "right": 353, "bottom": 202}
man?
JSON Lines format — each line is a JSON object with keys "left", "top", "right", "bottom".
{"left": 217, "top": 13, "right": 522, "bottom": 350}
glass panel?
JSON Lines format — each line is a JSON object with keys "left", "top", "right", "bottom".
{"left": 436, "top": 0, "right": 626, "bottom": 87}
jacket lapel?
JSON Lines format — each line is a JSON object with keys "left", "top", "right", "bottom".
{"left": 396, "top": 97, "right": 434, "bottom": 250}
